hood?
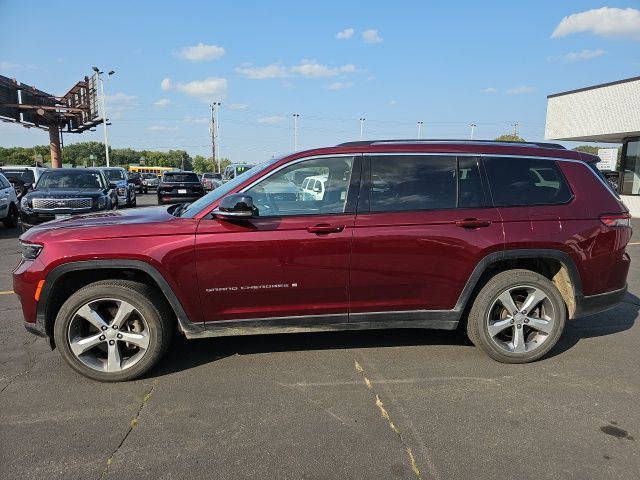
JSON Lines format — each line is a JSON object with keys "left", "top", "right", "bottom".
{"left": 111, "top": 180, "right": 128, "bottom": 188}
{"left": 26, "top": 188, "right": 105, "bottom": 198}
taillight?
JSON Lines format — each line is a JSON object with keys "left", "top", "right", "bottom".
{"left": 600, "top": 213, "right": 631, "bottom": 228}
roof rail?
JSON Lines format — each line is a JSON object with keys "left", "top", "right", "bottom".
{"left": 336, "top": 139, "right": 566, "bottom": 149}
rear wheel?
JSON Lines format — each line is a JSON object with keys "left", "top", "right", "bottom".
{"left": 466, "top": 269, "right": 566, "bottom": 363}
{"left": 54, "top": 280, "right": 173, "bottom": 382}
{"left": 2, "top": 203, "right": 18, "bottom": 228}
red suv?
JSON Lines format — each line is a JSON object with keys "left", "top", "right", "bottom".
{"left": 13, "top": 140, "right": 632, "bottom": 381}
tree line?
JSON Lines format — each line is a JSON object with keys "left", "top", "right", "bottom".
{"left": 0, "top": 142, "right": 233, "bottom": 174}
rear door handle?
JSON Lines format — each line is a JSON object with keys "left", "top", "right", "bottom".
{"left": 306, "top": 224, "right": 345, "bottom": 234}
{"left": 455, "top": 218, "right": 492, "bottom": 229}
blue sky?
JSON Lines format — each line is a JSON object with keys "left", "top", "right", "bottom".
{"left": 1, "top": 1, "right": 639, "bottom": 162}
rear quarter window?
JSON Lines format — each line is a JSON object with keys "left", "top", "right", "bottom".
{"left": 483, "top": 157, "right": 573, "bottom": 207}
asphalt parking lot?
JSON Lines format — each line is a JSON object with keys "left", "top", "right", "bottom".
{"left": 1, "top": 193, "right": 639, "bottom": 480}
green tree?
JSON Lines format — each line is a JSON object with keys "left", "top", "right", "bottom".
{"left": 192, "top": 155, "right": 212, "bottom": 174}
{"left": 494, "top": 134, "right": 526, "bottom": 142}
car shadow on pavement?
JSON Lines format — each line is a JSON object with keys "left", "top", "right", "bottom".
{"left": 149, "top": 328, "right": 473, "bottom": 378}
{"left": 150, "top": 294, "right": 640, "bottom": 378}
{"left": 546, "top": 293, "right": 639, "bottom": 359}
{"left": 0, "top": 227, "right": 21, "bottom": 240}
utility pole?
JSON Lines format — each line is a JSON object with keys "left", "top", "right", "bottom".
{"left": 210, "top": 103, "right": 216, "bottom": 172}
{"left": 469, "top": 123, "right": 476, "bottom": 140}
{"left": 48, "top": 123, "right": 62, "bottom": 168}
{"left": 212, "top": 102, "right": 221, "bottom": 172}
{"left": 417, "top": 121, "right": 423, "bottom": 139}
{"left": 93, "top": 67, "right": 115, "bottom": 167}
{"left": 293, "top": 113, "right": 300, "bottom": 151}
{"left": 359, "top": 117, "right": 366, "bottom": 140}
{"left": 512, "top": 122, "right": 519, "bottom": 136}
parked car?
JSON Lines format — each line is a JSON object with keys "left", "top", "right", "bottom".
{"left": 222, "top": 163, "right": 255, "bottom": 183}
{"left": 0, "top": 166, "right": 47, "bottom": 202}
{"left": 157, "top": 171, "right": 205, "bottom": 205}
{"left": 141, "top": 173, "right": 159, "bottom": 191}
{"left": 19, "top": 168, "right": 116, "bottom": 231}
{"left": 14, "top": 140, "right": 632, "bottom": 381}
{"left": 98, "top": 167, "right": 136, "bottom": 208}
{"left": 0, "top": 172, "right": 19, "bottom": 228}
{"left": 301, "top": 175, "right": 328, "bottom": 201}
{"left": 128, "top": 172, "right": 145, "bottom": 194}
{"left": 200, "top": 172, "right": 222, "bottom": 192}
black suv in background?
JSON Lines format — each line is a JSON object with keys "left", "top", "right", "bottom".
{"left": 157, "top": 171, "right": 205, "bottom": 205}
{"left": 19, "top": 168, "right": 116, "bottom": 230}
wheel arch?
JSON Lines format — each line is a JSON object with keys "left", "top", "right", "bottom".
{"left": 37, "top": 260, "right": 200, "bottom": 346}
{"left": 455, "top": 249, "right": 583, "bottom": 320}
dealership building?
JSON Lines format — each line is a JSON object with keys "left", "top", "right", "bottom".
{"left": 545, "top": 76, "right": 640, "bottom": 215}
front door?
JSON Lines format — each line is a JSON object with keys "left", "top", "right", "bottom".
{"left": 195, "top": 155, "right": 360, "bottom": 323}
{"left": 349, "top": 154, "right": 504, "bottom": 319}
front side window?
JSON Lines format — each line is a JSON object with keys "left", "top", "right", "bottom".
{"left": 245, "top": 157, "right": 354, "bottom": 217}
{"left": 483, "top": 157, "right": 573, "bottom": 207}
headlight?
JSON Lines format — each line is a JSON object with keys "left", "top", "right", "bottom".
{"left": 20, "top": 241, "right": 43, "bottom": 260}
{"left": 20, "top": 197, "right": 31, "bottom": 210}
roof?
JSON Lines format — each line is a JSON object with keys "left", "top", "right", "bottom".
{"left": 337, "top": 139, "right": 566, "bottom": 149}
{"left": 547, "top": 76, "right": 640, "bottom": 99}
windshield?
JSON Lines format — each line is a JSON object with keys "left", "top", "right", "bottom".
{"left": 180, "top": 160, "right": 277, "bottom": 218}
{"left": 0, "top": 168, "right": 35, "bottom": 184}
{"left": 36, "top": 171, "right": 104, "bottom": 189}
{"left": 163, "top": 173, "right": 200, "bottom": 183}
{"left": 104, "top": 169, "right": 126, "bottom": 181}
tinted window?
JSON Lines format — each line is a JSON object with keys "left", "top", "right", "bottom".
{"left": 484, "top": 157, "right": 572, "bottom": 207}
{"left": 1, "top": 169, "right": 35, "bottom": 183}
{"left": 103, "top": 169, "right": 126, "bottom": 181}
{"left": 370, "top": 156, "right": 457, "bottom": 212}
{"left": 163, "top": 173, "right": 199, "bottom": 183}
{"left": 458, "top": 157, "right": 487, "bottom": 208}
{"left": 37, "top": 171, "right": 104, "bottom": 189}
{"left": 246, "top": 157, "right": 353, "bottom": 216}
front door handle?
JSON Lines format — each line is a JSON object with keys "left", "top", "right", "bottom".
{"left": 306, "top": 224, "right": 345, "bottom": 234}
{"left": 455, "top": 218, "right": 492, "bottom": 229}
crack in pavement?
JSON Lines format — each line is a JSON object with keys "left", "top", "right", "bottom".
{"left": 99, "top": 381, "right": 157, "bottom": 480}
{"left": 354, "top": 360, "right": 423, "bottom": 479}
{"left": 0, "top": 336, "right": 40, "bottom": 394}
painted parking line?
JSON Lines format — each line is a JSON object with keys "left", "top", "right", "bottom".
{"left": 0, "top": 290, "right": 15, "bottom": 295}
{"left": 629, "top": 242, "right": 640, "bottom": 246}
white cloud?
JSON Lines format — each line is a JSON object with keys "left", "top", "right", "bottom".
{"left": 327, "top": 81, "right": 353, "bottom": 90}
{"left": 106, "top": 92, "right": 136, "bottom": 104}
{"left": 362, "top": 29, "right": 383, "bottom": 44}
{"left": 175, "top": 77, "right": 227, "bottom": 102}
{"left": 235, "top": 63, "right": 288, "bottom": 79}
{"left": 183, "top": 116, "right": 208, "bottom": 124}
{"left": 482, "top": 87, "right": 497, "bottom": 93}
{"left": 552, "top": 7, "right": 640, "bottom": 41}
{"left": 177, "top": 43, "right": 225, "bottom": 61}
{"left": 257, "top": 116, "right": 285, "bottom": 125}
{"left": 388, "top": 99, "right": 397, "bottom": 106}
{"left": 336, "top": 28, "right": 354, "bottom": 39}
{"left": 160, "top": 78, "right": 172, "bottom": 91}
{"left": 236, "top": 61, "right": 357, "bottom": 79}
{"left": 228, "top": 103, "right": 248, "bottom": 110}
{"left": 0, "top": 60, "right": 37, "bottom": 70}
{"left": 154, "top": 98, "right": 171, "bottom": 107}
{"left": 147, "top": 125, "right": 180, "bottom": 131}
{"left": 506, "top": 86, "right": 535, "bottom": 95}
{"left": 550, "top": 48, "right": 607, "bottom": 63}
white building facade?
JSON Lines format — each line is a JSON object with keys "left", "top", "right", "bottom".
{"left": 545, "top": 76, "right": 640, "bottom": 215}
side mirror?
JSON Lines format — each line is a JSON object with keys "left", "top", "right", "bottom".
{"left": 215, "top": 194, "right": 254, "bottom": 219}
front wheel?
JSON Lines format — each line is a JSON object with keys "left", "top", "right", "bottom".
{"left": 466, "top": 269, "right": 566, "bottom": 363}
{"left": 53, "top": 280, "right": 173, "bottom": 382}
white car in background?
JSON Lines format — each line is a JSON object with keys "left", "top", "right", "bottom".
{"left": 301, "top": 175, "right": 328, "bottom": 201}
{"left": 0, "top": 172, "right": 19, "bottom": 228}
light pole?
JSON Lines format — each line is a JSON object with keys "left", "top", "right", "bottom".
{"left": 93, "top": 67, "right": 115, "bottom": 167}
{"left": 212, "top": 102, "right": 221, "bottom": 172}
{"left": 293, "top": 113, "right": 300, "bottom": 151}
{"left": 469, "top": 123, "right": 476, "bottom": 140}
{"left": 359, "top": 117, "right": 366, "bottom": 140}
{"left": 417, "top": 121, "right": 423, "bottom": 139}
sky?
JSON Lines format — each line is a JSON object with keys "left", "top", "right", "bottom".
{"left": 1, "top": 0, "right": 639, "bottom": 163}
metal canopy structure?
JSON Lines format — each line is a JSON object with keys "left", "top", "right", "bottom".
{"left": 0, "top": 73, "right": 104, "bottom": 167}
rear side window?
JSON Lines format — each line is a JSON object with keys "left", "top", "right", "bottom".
{"left": 483, "top": 157, "right": 573, "bottom": 207}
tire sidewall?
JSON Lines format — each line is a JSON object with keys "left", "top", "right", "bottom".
{"left": 54, "top": 283, "right": 166, "bottom": 382}
{"left": 472, "top": 271, "right": 567, "bottom": 363}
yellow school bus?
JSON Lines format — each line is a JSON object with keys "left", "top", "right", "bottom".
{"left": 128, "top": 165, "right": 174, "bottom": 176}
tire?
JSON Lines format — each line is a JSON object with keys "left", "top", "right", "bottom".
{"left": 2, "top": 203, "right": 19, "bottom": 228}
{"left": 53, "top": 280, "right": 173, "bottom": 382}
{"left": 466, "top": 269, "right": 566, "bottom": 364}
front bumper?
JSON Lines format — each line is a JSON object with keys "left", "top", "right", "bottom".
{"left": 574, "top": 284, "right": 628, "bottom": 318}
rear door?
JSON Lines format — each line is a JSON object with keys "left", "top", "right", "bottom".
{"left": 349, "top": 154, "right": 504, "bottom": 319}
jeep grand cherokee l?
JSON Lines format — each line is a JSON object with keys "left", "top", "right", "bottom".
{"left": 14, "top": 140, "right": 631, "bottom": 382}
